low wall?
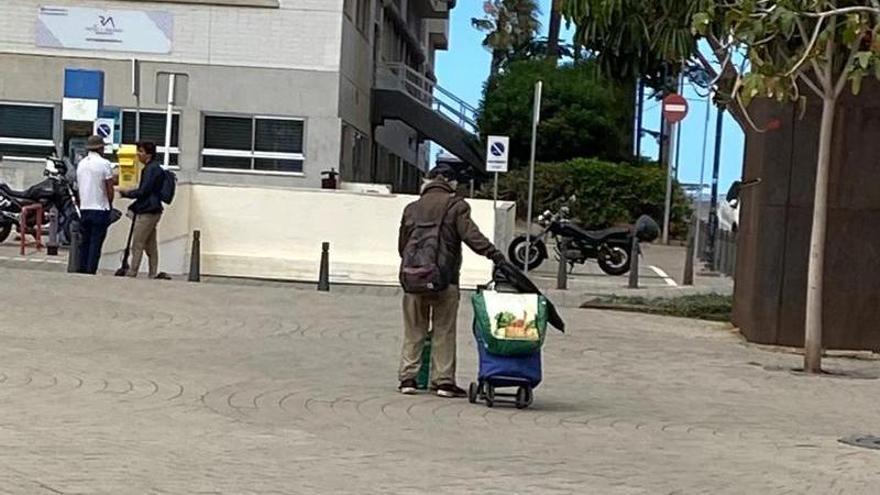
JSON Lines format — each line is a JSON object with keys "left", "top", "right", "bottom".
{"left": 100, "top": 183, "right": 515, "bottom": 288}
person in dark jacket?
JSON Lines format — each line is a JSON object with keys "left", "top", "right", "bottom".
{"left": 120, "top": 141, "right": 165, "bottom": 279}
{"left": 397, "top": 164, "right": 505, "bottom": 397}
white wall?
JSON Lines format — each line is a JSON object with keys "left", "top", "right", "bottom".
{"left": 100, "top": 184, "right": 515, "bottom": 288}
{"left": 1, "top": 0, "right": 344, "bottom": 72}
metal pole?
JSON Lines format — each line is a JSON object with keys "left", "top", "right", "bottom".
{"left": 673, "top": 74, "right": 684, "bottom": 180}
{"left": 662, "top": 122, "right": 675, "bottom": 244}
{"left": 683, "top": 215, "right": 696, "bottom": 286}
{"left": 524, "top": 81, "right": 543, "bottom": 273}
{"left": 556, "top": 239, "right": 568, "bottom": 290}
{"left": 132, "top": 59, "right": 141, "bottom": 142}
{"left": 163, "top": 73, "right": 175, "bottom": 168}
{"left": 493, "top": 172, "right": 498, "bottom": 210}
{"left": 628, "top": 236, "right": 640, "bottom": 289}
{"left": 705, "top": 107, "right": 725, "bottom": 267}
{"left": 635, "top": 79, "right": 645, "bottom": 159}
{"left": 694, "top": 93, "right": 712, "bottom": 256}
{"left": 318, "top": 242, "right": 330, "bottom": 292}
{"left": 188, "top": 230, "right": 201, "bottom": 283}
{"left": 47, "top": 206, "right": 59, "bottom": 256}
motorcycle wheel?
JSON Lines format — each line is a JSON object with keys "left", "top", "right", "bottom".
{"left": 597, "top": 244, "right": 631, "bottom": 276}
{"left": 508, "top": 236, "right": 547, "bottom": 271}
{"left": 0, "top": 222, "right": 11, "bottom": 244}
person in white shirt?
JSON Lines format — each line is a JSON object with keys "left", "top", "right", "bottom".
{"left": 76, "top": 135, "right": 115, "bottom": 274}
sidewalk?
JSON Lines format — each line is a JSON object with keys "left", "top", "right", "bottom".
{"left": 0, "top": 267, "right": 876, "bottom": 493}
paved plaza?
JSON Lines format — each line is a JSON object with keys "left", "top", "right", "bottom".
{"left": 0, "top": 268, "right": 878, "bottom": 494}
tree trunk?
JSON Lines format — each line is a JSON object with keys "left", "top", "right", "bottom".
{"left": 804, "top": 95, "right": 836, "bottom": 373}
{"left": 547, "top": 0, "right": 563, "bottom": 61}
{"left": 490, "top": 49, "right": 505, "bottom": 76}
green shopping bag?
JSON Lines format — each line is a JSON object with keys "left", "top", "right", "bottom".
{"left": 473, "top": 291, "right": 548, "bottom": 356}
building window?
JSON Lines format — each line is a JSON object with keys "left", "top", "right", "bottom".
{"left": 121, "top": 111, "right": 180, "bottom": 166}
{"left": 202, "top": 115, "right": 304, "bottom": 174}
{"left": 0, "top": 103, "right": 56, "bottom": 161}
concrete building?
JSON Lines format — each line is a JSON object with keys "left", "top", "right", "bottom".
{"left": 0, "top": 0, "right": 472, "bottom": 193}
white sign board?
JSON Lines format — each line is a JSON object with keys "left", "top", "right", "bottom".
{"left": 93, "top": 118, "right": 116, "bottom": 147}
{"left": 62, "top": 97, "right": 99, "bottom": 122}
{"left": 37, "top": 6, "right": 173, "bottom": 55}
{"left": 486, "top": 135, "right": 510, "bottom": 173}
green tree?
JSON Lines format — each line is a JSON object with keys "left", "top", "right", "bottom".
{"left": 547, "top": 0, "right": 565, "bottom": 61}
{"left": 472, "top": 0, "right": 542, "bottom": 75}
{"left": 561, "top": 0, "right": 750, "bottom": 130}
{"left": 695, "top": 2, "right": 880, "bottom": 373}
{"left": 477, "top": 59, "right": 631, "bottom": 166}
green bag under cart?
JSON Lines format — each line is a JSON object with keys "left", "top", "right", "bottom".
{"left": 472, "top": 291, "right": 548, "bottom": 356}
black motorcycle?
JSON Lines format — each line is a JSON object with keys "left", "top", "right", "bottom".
{"left": 0, "top": 157, "right": 80, "bottom": 245}
{"left": 508, "top": 204, "right": 660, "bottom": 275}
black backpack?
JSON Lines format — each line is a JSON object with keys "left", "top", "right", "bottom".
{"left": 399, "top": 195, "right": 457, "bottom": 294}
{"left": 159, "top": 169, "right": 177, "bottom": 205}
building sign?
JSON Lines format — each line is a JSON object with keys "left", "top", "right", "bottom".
{"left": 36, "top": 6, "right": 173, "bottom": 55}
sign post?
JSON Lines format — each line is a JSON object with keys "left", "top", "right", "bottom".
{"left": 163, "top": 73, "right": 176, "bottom": 168}
{"left": 486, "top": 135, "right": 510, "bottom": 210}
{"left": 661, "top": 93, "right": 689, "bottom": 243}
{"left": 132, "top": 58, "right": 141, "bottom": 142}
{"left": 525, "top": 81, "right": 543, "bottom": 273}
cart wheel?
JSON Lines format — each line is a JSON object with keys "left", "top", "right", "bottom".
{"left": 485, "top": 385, "right": 495, "bottom": 408}
{"left": 468, "top": 382, "right": 478, "bottom": 404}
{"left": 526, "top": 387, "right": 534, "bottom": 406}
{"left": 515, "top": 387, "right": 528, "bottom": 409}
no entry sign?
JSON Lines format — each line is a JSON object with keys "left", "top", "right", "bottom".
{"left": 662, "top": 94, "right": 689, "bottom": 124}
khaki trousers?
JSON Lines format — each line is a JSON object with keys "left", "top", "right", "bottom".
{"left": 127, "top": 213, "right": 161, "bottom": 278}
{"left": 398, "top": 286, "right": 460, "bottom": 387}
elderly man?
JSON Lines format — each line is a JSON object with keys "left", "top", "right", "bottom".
{"left": 397, "top": 164, "right": 506, "bottom": 397}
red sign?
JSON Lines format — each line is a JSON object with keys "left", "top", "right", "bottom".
{"left": 662, "top": 94, "right": 689, "bottom": 124}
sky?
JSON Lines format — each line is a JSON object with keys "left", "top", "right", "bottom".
{"left": 434, "top": 0, "right": 745, "bottom": 196}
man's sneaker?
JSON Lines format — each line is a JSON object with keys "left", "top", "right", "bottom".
{"left": 436, "top": 384, "right": 466, "bottom": 398}
{"left": 399, "top": 379, "right": 418, "bottom": 395}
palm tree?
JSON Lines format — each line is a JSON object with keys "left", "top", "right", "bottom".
{"left": 546, "top": 0, "right": 564, "bottom": 61}
{"left": 472, "top": 0, "right": 541, "bottom": 75}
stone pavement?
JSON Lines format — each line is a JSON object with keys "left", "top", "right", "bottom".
{"left": 0, "top": 268, "right": 878, "bottom": 494}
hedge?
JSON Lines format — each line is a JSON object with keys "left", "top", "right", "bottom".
{"left": 490, "top": 158, "right": 692, "bottom": 239}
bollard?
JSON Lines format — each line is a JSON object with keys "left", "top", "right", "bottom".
{"left": 556, "top": 240, "right": 568, "bottom": 290}
{"left": 47, "top": 207, "right": 59, "bottom": 256}
{"left": 683, "top": 216, "right": 696, "bottom": 286}
{"left": 66, "top": 228, "right": 81, "bottom": 273}
{"left": 188, "top": 230, "right": 201, "bottom": 282}
{"left": 317, "top": 242, "right": 330, "bottom": 292}
{"left": 628, "top": 236, "right": 640, "bottom": 289}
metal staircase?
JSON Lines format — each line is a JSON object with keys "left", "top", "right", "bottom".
{"left": 373, "top": 63, "right": 485, "bottom": 173}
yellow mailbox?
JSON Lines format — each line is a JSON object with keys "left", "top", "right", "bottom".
{"left": 117, "top": 144, "right": 142, "bottom": 190}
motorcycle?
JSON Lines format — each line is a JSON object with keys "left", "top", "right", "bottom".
{"left": 0, "top": 156, "right": 80, "bottom": 245}
{"left": 508, "top": 201, "right": 660, "bottom": 275}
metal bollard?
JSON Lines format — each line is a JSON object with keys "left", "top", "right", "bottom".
{"left": 556, "top": 240, "right": 568, "bottom": 290}
{"left": 628, "top": 236, "right": 640, "bottom": 289}
{"left": 66, "top": 228, "right": 81, "bottom": 273}
{"left": 47, "top": 207, "right": 59, "bottom": 256}
{"left": 683, "top": 216, "right": 696, "bottom": 286}
{"left": 188, "top": 230, "right": 201, "bottom": 282}
{"left": 317, "top": 242, "right": 330, "bottom": 292}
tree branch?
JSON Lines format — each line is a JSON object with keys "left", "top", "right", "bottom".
{"left": 802, "top": 6, "right": 880, "bottom": 19}
{"left": 835, "top": 49, "right": 859, "bottom": 97}
{"left": 799, "top": 73, "right": 824, "bottom": 98}
{"left": 786, "top": 17, "right": 825, "bottom": 78}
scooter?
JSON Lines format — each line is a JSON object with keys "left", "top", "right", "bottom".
{"left": 508, "top": 200, "right": 659, "bottom": 275}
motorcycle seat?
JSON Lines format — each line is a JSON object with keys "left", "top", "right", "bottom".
{"left": 568, "top": 223, "right": 631, "bottom": 243}
{"left": 0, "top": 184, "right": 41, "bottom": 207}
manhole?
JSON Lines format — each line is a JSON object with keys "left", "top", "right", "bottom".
{"left": 839, "top": 435, "right": 880, "bottom": 450}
